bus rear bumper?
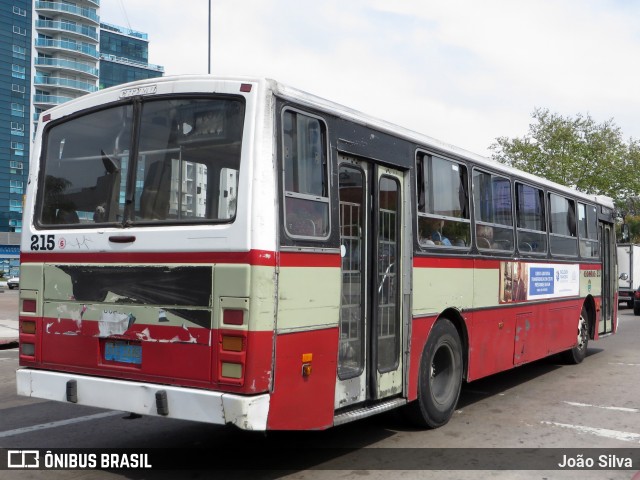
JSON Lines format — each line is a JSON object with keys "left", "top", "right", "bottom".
{"left": 16, "top": 368, "right": 270, "bottom": 431}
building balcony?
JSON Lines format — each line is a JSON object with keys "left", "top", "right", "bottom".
{"left": 34, "top": 57, "right": 99, "bottom": 78}
{"left": 36, "top": 20, "right": 98, "bottom": 42}
{"left": 34, "top": 76, "right": 98, "bottom": 94}
{"left": 35, "top": 1, "right": 99, "bottom": 25}
{"left": 100, "top": 22, "right": 148, "bottom": 40}
{"left": 33, "top": 93, "right": 75, "bottom": 109}
{"left": 34, "top": 38, "right": 99, "bottom": 60}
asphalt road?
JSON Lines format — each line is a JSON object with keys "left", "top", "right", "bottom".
{"left": 0, "top": 294, "right": 639, "bottom": 479}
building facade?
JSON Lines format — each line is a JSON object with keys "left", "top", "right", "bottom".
{"left": 99, "top": 22, "right": 164, "bottom": 89}
{"left": 0, "top": 1, "right": 163, "bottom": 276}
{"left": 0, "top": 1, "right": 32, "bottom": 235}
{"left": 32, "top": 0, "right": 100, "bottom": 131}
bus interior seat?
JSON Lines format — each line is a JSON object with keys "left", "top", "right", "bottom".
{"left": 56, "top": 208, "right": 79, "bottom": 224}
{"left": 140, "top": 161, "right": 171, "bottom": 220}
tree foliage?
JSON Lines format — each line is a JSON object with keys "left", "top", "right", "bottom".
{"left": 490, "top": 108, "right": 640, "bottom": 209}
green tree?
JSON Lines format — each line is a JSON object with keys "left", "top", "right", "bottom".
{"left": 490, "top": 108, "right": 639, "bottom": 206}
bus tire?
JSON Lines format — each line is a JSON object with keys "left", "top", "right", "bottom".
{"left": 407, "top": 318, "right": 463, "bottom": 428}
{"left": 562, "top": 306, "right": 589, "bottom": 364}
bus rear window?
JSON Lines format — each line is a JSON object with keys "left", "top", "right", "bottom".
{"left": 37, "top": 97, "right": 245, "bottom": 227}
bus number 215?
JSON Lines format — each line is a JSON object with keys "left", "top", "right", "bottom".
{"left": 30, "top": 234, "right": 55, "bottom": 251}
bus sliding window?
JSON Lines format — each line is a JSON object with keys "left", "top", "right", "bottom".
{"left": 282, "top": 109, "right": 330, "bottom": 239}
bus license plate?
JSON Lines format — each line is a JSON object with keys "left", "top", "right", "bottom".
{"left": 105, "top": 341, "right": 142, "bottom": 365}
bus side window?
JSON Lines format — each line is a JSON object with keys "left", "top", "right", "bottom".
{"left": 515, "top": 182, "right": 547, "bottom": 254}
{"left": 578, "top": 202, "right": 599, "bottom": 258}
{"left": 282, "top": 109, "right": 330, "bottom": 239}
{"left": 472, "top": 169, "right": 514, "bottom": 252}
{"left": 549, "top": 193, "right": 578, "bottom": 256}
{"left": 416, "top": 153, "right": 471, "bottom": 248}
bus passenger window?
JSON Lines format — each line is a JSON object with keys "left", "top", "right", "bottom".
{"left": 472, "top": 169, "right": 513, "bottom": 252}
{"left": 282, "top": 109, "right": 330, "bottom": 239}
{"left": 549, "top": 193, "right": 578, "bottom": 256}
{"left": 515, "top": 183, "right": 547, "bottom": 254}
{"left": 578, "top": 202, "right": 599, "bottom": 258}
{"left": 416, "top": 153, "right": 470, "bottom": 248}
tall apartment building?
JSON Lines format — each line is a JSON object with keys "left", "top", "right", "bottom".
{"left": 32, "top": 0, "right": 100, "bottom": 129}
{"left": 0, "top": 2, "right": 164, "bottom": 276}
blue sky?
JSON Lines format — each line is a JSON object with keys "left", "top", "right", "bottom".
{"left": 100, "top": 0, "right": 640, "bottom": 156}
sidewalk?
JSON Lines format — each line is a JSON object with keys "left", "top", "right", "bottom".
{"left": 0, "top": 318, "right": 18, "bottom": 347}
{"left": 0, "top": 285, "right": 19, "bottom": 347}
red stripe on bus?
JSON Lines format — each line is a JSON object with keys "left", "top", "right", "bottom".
{"left": 413, "top": 257, "right": 500, "bottom": 269}
{"left": 20, "top": 249, "right": 277, "bottom": 266}
{"left": 580, "top": 263, "right": 602, "bottom": 270}
{"left": 279, "top": 251, "right": 341, "bottom": 268}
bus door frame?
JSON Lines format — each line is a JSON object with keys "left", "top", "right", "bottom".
{"left": 335, "top": 153, "right": 411, "bottom": 410}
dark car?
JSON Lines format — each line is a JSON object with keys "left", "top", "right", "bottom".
{"left": 7, "top": 276, "right": 19, "bottom": 290}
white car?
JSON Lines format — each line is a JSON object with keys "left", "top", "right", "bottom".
{"left": 7, "top": 276, "right": 19, "bottom": 290}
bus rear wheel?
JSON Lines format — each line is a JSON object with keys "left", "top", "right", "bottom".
{"left": 406, "top": 318, "right": 463, "bottom": 428}
{"left": 562, "top": 306, "right": 589, "bottom": 364}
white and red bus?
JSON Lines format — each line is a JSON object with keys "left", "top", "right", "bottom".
{"left": 16, "top": 76, "right": 617, "bottom": 430}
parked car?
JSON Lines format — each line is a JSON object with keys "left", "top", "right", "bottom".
{"left": 7, "top": 276, "right": 19, "bottom": 290}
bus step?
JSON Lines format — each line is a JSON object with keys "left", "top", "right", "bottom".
{"left": 333, "top": 398, "right": 407, "bottom": 426}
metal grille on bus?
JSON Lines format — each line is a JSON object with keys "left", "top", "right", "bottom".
{"left": 339, "top": 199, "right": 364, "bottom": 378}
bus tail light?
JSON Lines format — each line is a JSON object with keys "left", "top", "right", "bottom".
{"left": 20, "top": 320, "right": 36, "bottom": 334}
{"left": 222, "top": 309, "right": 244, "bottom": 326}
{"left": 20, "top": 342, "right": 35, "bottom": 357}
{"left": 220, "top": 362, "right": 243, "bottom": 379}
{"left": 218, "top": 330, "right": 247, "bottom": 385}
{"left": 221, "top": 335, "right": 243, "bottom": 352}
{"left": 22, "top": 299, "right": 36, "bottom": 313}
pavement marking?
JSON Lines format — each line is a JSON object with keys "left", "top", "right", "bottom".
{"left": 563, "top": 401, "right": 640, "bottom": 413}
{"left": 608, "top": 362, "right": 640, "bottom": 366}
{"left": 541, "top": 421, "right": 640, "bottom": 443}
{"left": 0, "top": 411, "right": 123, "bottom": 439}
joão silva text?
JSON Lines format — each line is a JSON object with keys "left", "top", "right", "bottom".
{"left": 558, "top": 454, "right": 632, "bottom": 469}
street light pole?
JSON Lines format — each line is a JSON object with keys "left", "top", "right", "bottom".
{"left": 208, "top": 0, "right": 211, "bottom": 74}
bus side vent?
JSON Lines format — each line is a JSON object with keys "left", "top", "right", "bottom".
{"left": 155, "top": 390, "right": 169, "bottom": 416}
{"left": 66, "top": 380, "right": 78, "bottom": 403}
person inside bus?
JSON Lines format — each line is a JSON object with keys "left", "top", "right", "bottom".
{"left": 476, "top": 224, "right": 494, "bottom": 249}
{"left": 421, "top": 218, "right": 451, "bottom": 246}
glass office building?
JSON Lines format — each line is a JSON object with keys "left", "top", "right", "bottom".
{"left": 99, "top": 22, "right": 164, "bottom": 89}
{"left": 0, "top": 1, "right": 32, "bottom": 235}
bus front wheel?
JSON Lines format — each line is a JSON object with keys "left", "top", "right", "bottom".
{"left": 407, "top": 318, "right": 463, "bottom": 428}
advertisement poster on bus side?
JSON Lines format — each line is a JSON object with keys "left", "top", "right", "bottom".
{"left": 499, "top": 262, "right": 580, "bottom": 303}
